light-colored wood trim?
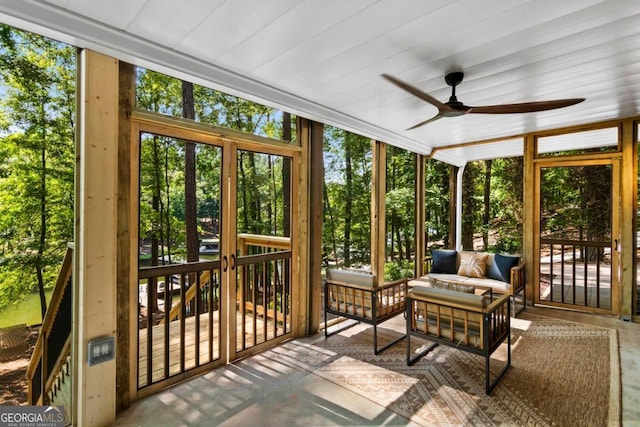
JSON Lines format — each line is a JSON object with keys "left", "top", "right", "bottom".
{"left": 619, "top": 120, "right": 637, "bottom": 319}
{"left": 533, "top": 153, "right": 620, "bottom": 315}
{"left": 128, "top": 121, "right": 141, "bottom": 402}
{"left": 132, "top": 109, "right": 302, "bottom": 155}
{"left": 430, "top": 116, "right": 639, "bottom": 160}
{"left": 415, "top": 155, "right": 426, "bottom": 277}
{"left": 75, "top": 49, "right": 118, "bottom": 427}
{"left": 611, "top": 157, "right": 620, "bottom": 315}
{"left": 116, "top": 60, "right": 134, "bottom": 412}
{"left": 534, "top": 152, "right": 621, "bottom": 164}
{"left": 448, "top": 165, "right": 457, "bottom": 249}
{"left": 430, "top": 135, "right": 524, "bottom": 156}
{"left": 371, "top": 141, "right": 386, "bottom": 284}
{"left": 523, "top": 134, "right": 536, "bottom": 306}
{"left": 306, "top": 118, "right": 324, "bottom": 334}
{"left": 532, "top": 118, "right": 635, "bottom": 139}
{"left": 237, "top": 234, "right": 291, "bottom": 250}
{"left": 221, "top": 139, "right": 236, "bottom": 363}
{"left": 290, "top": 125, "right": 303, "bottom": 338}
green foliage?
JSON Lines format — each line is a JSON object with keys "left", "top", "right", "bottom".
{"left": 458, "top": 158, "right": 524, "bottom": 254}
{"left": 322, "top": 127, "right": 372, "bottom": 266}
{"left": 384, "top": 259, "right": 414, "bottom": 281}
{"left": 135, "top": 68, "right": 292, "bottom": 265}
{"left": 540, "top": 164, "right": 611, "bottom": 242}
{"left": 0, "top": 26, "right": 75, "bottom": 312}
{"left": 425, "top": 159, "right": 451, "bottom": 246}
{"left": 386, "top": 146, "right": 415, "bottom": 262}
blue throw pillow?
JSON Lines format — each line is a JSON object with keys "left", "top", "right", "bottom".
{"left": 430, "top": 250, "right": 457, "bottom": 274}
{"left": 487, "top": 253, "right": 520, "bottom": 283}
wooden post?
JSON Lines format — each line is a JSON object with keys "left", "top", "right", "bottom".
{"left": 415, "top": 155, "right": 426, "bottom": 277}
{"left": 620, "top": 120, "right": 637, "bottom": 319}
{"left": 74, "top": 49, "right": 118, "bottom": 426}
{"left": 371, "top": 141, "right": 386, "bottom": 284}
{"left": 523, "top": 134, "right": 536, "bottom": 306}
{"left": 116, "top": 61, "right": 134, "bottom": 411}
{"left": 448, "top": 165, "right": 458, "bottom": 249}
{"left": 304, "top": 118, "right": 324, "bottom": 334}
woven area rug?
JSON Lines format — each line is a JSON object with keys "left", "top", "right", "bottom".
{"left": 287, "top": 313, "right": 620, "bottom": 427}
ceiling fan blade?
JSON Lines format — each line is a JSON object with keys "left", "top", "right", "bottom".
{"left": 467, "top": 98, "right": 585, "bottom": 114}
{"left": 382, "top": 73, "right": 450, "bottom": 112}
{"left": 406, "top": 113, "right": 444, "bottom": 130}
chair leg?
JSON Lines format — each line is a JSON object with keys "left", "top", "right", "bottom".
{"left": 374, "top": 323, "right": 406, "bottom": 355}
{"left": 407, "top": 335, "right": 438, "bottom": 365}
{"left": 512, "top": 288, "right": 526, "bottom": 316}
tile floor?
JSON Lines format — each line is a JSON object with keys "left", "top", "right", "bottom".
{"left": 115, "top": 307, "right": 640, "bottom": 426}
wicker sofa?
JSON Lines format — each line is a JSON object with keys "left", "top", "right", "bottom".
{"left": 412, "top": 250, "right": 525, "bottom": 314}
{"left": 406, "top": 284, "right": 511, "bottom": 394}
{"left": 324, "top": 269, "right": 408, "bottom": 354}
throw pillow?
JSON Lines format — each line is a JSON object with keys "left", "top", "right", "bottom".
{"left": 457, "top": 252, "right": 488, "bottom": 278}
{"left": 487, "top": 253, "right": 520, "bottom": 283}
{"left": 430, "top": 249, "right": 457, "bottom": 274}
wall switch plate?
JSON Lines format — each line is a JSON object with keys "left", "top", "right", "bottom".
{"left": 88, "top": 336, "right": 115, "bottom": 366}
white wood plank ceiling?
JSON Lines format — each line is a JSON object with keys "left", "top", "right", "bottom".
{"left": 1, "top": 0, "right": 638, "bottom": 165}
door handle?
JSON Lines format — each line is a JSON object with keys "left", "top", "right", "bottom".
{"left": 614, "top": 239, "right": 619, "bottom": 251}
{"left": 223, "top": 255, "right": 228, "bottom": 272}
{"left": 231, "top": 254, "right": 236, "bottom": 271}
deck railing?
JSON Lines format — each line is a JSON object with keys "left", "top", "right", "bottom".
{"left": 26, "top": 244, "right": 74, "bottom": 405}
{"left": 137, "top": 260, "right": 222, "bottom": 388}
{"left": 540, "top": 238, "right": 611, "bottom": 309}
{"left": 137, "top": 233, "right": 292, "bottom": 389}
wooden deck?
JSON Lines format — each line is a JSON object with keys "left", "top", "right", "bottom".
{"left": 138, "top": 308, "right": 289, "bottom": 387}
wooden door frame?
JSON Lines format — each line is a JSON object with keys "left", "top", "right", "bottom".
{"left": 533, "top": 156, "right": 621, "bottom": 315}
{"left": 226, "top": 142, "right": 300, "bottom": 362}
{"left": 127, "top": 110, "right": 303, "bottom": 399}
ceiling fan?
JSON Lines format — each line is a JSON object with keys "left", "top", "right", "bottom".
{"left": 382, "top": 72, "right": 585, "bottom": 130}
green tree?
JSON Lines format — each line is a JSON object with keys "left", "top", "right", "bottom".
{"left": 0, "top": 27, "right": 75, "bottom": 316}
{"left": 323, "top": 127, "right": 372, "bottom": 267}
{"left": 424, "top": 159, "right": 450, "bottom": 249}
{"left": 386, "top": 146, "right": 415, "bottom": 263}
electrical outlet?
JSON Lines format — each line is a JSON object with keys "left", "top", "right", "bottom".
{"left": 88, "top": 336, "right": 115, "bottom": 366}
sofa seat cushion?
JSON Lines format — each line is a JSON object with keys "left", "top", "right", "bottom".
{"left": 427, "top": 273, "right": 511, "bottom": 293}
{"left": 461, "top": 277, "right": 511, "bottom": 293}
{"left": 425, "top": 273, "right": 466, "bottom": 283}
{"left": 408, "top": 276, "right": 432, "bottom": 287}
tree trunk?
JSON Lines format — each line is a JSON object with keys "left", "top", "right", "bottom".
{"left": 461, "top": 164, "right": 475, "bottom": 250}
{"left": 248, "top": 152, "right": 260, "bottom": 234}
{"left": 394, "top": 211, "right": 404, "bottom": 260}
{"left": 183, "top": 81, "right": 199, "bottom": 264}
{"left": 239, "top": 152, "right": 249, "bottom": 235}
{"left": 323, "top": 184, "right": 338, "bottom": 263}
{"left": 268, "top": 156, "right": 274, "bottom": 232}
{"left": 282, "top": 112, "right": 291, "bottom": 237}
{"left": 163, "top": 144, "right": 172, "bottom": 264}
{"left": 482, "top": 159, "right": 492, "bottom": 250}
{"left": 37, "top": 104, "right": 47, "bottom": 319}
{"left": 343, "top": 138, "right": 353, "bottom": 267}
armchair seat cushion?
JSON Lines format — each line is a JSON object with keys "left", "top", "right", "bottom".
{"left": 411, "top": 285, "right": 487, "bottom": 308}
{"left": 326, "top": 269, "right": 376, "bottom": 288}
